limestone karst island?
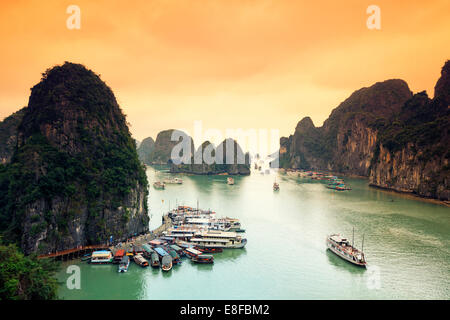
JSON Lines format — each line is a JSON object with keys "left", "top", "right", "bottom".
{"left": 0, "top": 1, "right": 449, "bottom": 309}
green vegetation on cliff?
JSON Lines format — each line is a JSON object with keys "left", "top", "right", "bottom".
{"left": 0, "top": 62, "right": 149, "bottom": 254}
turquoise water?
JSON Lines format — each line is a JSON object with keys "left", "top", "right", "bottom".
{"left": 57, "top": 166, "right": 450, "bottom": 299}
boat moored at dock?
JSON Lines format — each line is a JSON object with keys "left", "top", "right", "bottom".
{"left": 133, "top": 254, "right": 149, "bottom": 267}
{"left": 90, "top": 250, "right": 113, "bottom": 264}
{"left": 150, "top": 252, "right": 160, "bottom": 268}
{"left": 184, "top": 247, "right": 203, "bottom": 259}
{"left": 113, "top": 249, "right": 125, "bottom": 264}
{"left": 192, "top": 254, "right": 214, "bottom": 264}
{"left": 118, "top": 255, "right": 130, "bottom": 273}
{"left": 190, "top": 230, "right": 247, "bottom": 249}
{"left": 161, "top": 255, "right": 173, "bottom": 271}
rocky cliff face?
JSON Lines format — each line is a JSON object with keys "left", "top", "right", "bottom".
{"left": 0, "top": 107, "right": 26, "bottom": 164}
{"left": 137, "top": 136, "right": 155, "bottom": 165}
{"left": 280, "top": 60, "right": 450, "bottom": 201}
{"left": 369, "top": 61, "right": 450, "bottom": 200}
{"left": 0, "top": 62, "right": 149, "bottom": 254}
{"left": 280, "top": 79, "right": 412, "bottom": 174}
{"left": 148, "top": 129, "right": 194, "bottom": 164}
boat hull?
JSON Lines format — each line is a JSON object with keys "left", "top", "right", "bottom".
{"left": 326, "top": 240, "right": 366, "bottom": 268}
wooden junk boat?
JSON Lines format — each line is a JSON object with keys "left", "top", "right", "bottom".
{"left": 133, "top": 254, "right": 149, "bottom": 267}
{"left": 192, "top": 254, "right": 214, "bottom": 264}
{"left": 150, "top": 252, "right": 160, "bottom": 268}
{"left": 326, "top": 230, "right": 366, "bottom": 267}
{"left": 113, "top": 249, "right": 125, "bottom": 264}
{"left": 161, "top": 255, "right": 173, "bottom": 271}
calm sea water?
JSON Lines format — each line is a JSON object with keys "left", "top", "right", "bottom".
{"left": 57, "top": 166, "right": 450, "bottom": 299}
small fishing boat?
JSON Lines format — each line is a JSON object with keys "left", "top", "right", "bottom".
{"left": 326, "top": 229, "right": 366, "bottom": 267}
{"left": 195, "top": 247, "right": 223, "bottom": 254}
{"left": 163, "top": 177, "right": 183, "bottom": 184}
{"left": 133, "top": 254, "right": 149, "bottom": 267}
{"left": 184, "top": 247, "right": 203, "bottom": 259}
{"left": 227, "top": 177, "right": 234, "bottom": 185}
{"left": 150, "top": 252, "right": 160, "bottom": 268}
{"left": 81, "top": 253, "right": 91, "bottom": 261}
{"left": 169, "top": 244, "right": 185, "bottom": 257}
{"left": 192, "top": 254, "right": 214, "bottom": 264}
{"left": 113, "top": 249, "right": 125, "bottom": 264}
{"left": 118, "top": 255, "right": 130, "bottom": 273}
{"left": 273, "top": 182, "right": 280, "bottom": 191}
{"left": 90, "top": 250, "right": 113, "bottom": 264}
{"left": 133, "top": 245, "right": 144, "bottom": 256}
{"left": 166, "top": 247, "right": 181, "bottom": 264}
{"left": 161, "top": 255, "right": 173, "bottom": 271}
{"left": 153, "top": 181, "right": 165, "bottom": 190}
{"left": 142, "top": 244, "right": 154, "bottom": 258}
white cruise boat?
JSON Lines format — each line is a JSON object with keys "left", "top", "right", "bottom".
{"left": 189, "top": 230, "right": 247, "bottom": 249}
{"left": 326, "top": 233, "right": 367, "bottom": 267}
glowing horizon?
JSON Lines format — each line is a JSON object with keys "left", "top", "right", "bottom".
{"left": 0, "top": 0, "right": 449, "bottom": 142}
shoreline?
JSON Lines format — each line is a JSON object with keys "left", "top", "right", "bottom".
{"left": 368, "top": 183, "right": 450, "bottom": 207}
{"left": 279, "top": 168, "right": 449, "bottom": 207}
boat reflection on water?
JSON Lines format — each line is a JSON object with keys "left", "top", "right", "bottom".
{"left": 325, "top": 250, "right": 366, "bottom": 275}
{"left": 212, "top": 248, "right": 247, "bottom": 262}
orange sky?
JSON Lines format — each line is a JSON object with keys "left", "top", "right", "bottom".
{"left": 0, "top": 0, "right": 449, "bottom": 144}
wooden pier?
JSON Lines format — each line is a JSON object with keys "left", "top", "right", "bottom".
{"left": 37, "top": 214, "right": 172, "bottom": 260}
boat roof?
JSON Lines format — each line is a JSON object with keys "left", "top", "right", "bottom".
{"left": 170, "top": 244, "right": 182, "bottom": 251}
{"left": 149, "top": 239, "right": 165, "bottom": 245}
{"left": 185, "top": 247, "right": 202, "bottom": 255}
{"left": 120, "top": 255, "right": 129, "bottom": 263}
{"left": 329, "top": 234, "right": 348, "bottom": 243}
{"left": 201, "top": 230, "right": 237, "bottom": 237}
{"left": 190, "top": 238, "right": 229, "bottom": 243}
{"left": 154, "top": 247, "right": 169, "bottom": 256}
{"left": 198, "top": 254, "right": 213, "bottom": 259}
{"left": 115, "top": 249, "right": 125, "bottom": 256}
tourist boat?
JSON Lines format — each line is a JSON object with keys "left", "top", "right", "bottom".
{"left": 169, "top": 244, "right": 185, "bottom": 257}
{"left": 81, "top": 253, "right": 91, "bottom": 261}
{"left": 184, "top": 247, "right": 203, "bottom": 259}
{"left": 133, "top": 254, "right": 149, "bottom": 267}
{"left": 90, "top": 250, "right": 113, "bottom": 264}
{"left": 182, "top": 216, "right": 232, "bottom": 232}
{"left": 142, "top": 244, "right": 154, "bottom": 258}
{"left": 154, "top": 246, "right": 170, "bottom": 260}
{"left": 273, "top": 182, "right": 280, "bottom": 191}
{"left": 118, "top": 255, "right": 130, "bottom": 273}
{"left": 227, "top": 177, "right": 234, "bottom": 185}
{"left": 163, "top": 177, "right": 183, "bottom": 184}
{"left": 166, "top": 247, "right": 181, "bottom": 264}
{"left": 326, "top": 232, "right": 366, "bottom": 267}
{"left": 161, "top": 255, "right": 173, "bottom": 271}
{"left": 150, "top": 252, "right": 160, "bottom": 268}
{"left": 149, "top": 239, "right": 167, "bottom": 247}
{"left": 195, "top": 247, "right": 223, "bottom": 254}
{"left": 189, "top": 230, "right": 247, "bottom": 249}
{"left": 225, "top": 218, "right": 241, "bottom": 231}
{"left": 192, "top": 254, "right": 214, "bottom": 264}
{"left": 133, "top": 245, "right": 144, "bottom": 255}
{"left": 153, "top": 181, "right": 165, "bottom": 190}
{"left": 113, "top": 249, "right": 125, "bottom": 264}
